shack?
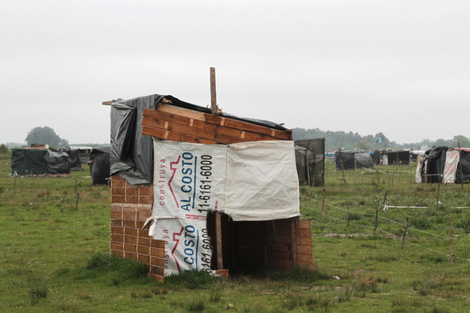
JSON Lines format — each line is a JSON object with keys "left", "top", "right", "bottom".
{"left": 295, "top": 138, "right": 325, "bottom": 187}
{"left": 106, "top": 93, "right": 314, "bottom": 282}
{"left": 11, "top": 148, "right": 71, "bottom": 176}
{"left": 335, "top": 151, "right": 373, "bottom": 170}
{"left": 416, "top": 146, "right": 470, "bottom": 184}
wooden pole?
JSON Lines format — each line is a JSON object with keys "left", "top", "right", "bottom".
{"left": 458, "top": 143, "right": 464, "bottom": 190}
{"left": 74, "top": 177, "right": 80, "bottom": 211}
{"left": 449, "top": 216, "right": 453, "bottom": 264}
{"left": 437, "top": 180, "right": 441, "bottom": 209}
{"left": 374, "top": 200, "right": 379, "bottom": 235}
{"left": 401, "top": 217, "right": 409, "bottom": 250}
{"left": 210, "top": 67, "right": 223, "bottom": 270}
{"left": 321, "top": 188, "right": 326, "bottom": 218}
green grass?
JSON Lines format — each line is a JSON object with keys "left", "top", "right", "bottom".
{"left": 1, "top": 151, "right": 470, "bottom": 312}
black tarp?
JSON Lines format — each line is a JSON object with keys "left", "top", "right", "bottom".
{"left": 355, "top": 152, "right": 374, "bottom": 169}
{"left": 11, "top": 149, "right": 47, "bottom": 175}
{"left": 295, "top": 139, "right": 325, "bottom": 187}
{"left": 425, "top": 146, "right": 448, "bottom": 183}
{"left": 385, "top": 151, "right": 410, "bottom": 165}
{"left": 90, "top": 145, "right": 110, "bottom": 185}
{"left": 456, "top": 150, "right": 470, "bottom": 183}
{"left": 44, "top": 150, "right": 70, "bottom": 174}
{"left": 335, "top": 151, "right": 355, "bottom": 170}
{"left": 110, "top": 94, "right": 289, "bottom": 185}
{"left": 60, "top": 149, "right": 82, "bottom": 170}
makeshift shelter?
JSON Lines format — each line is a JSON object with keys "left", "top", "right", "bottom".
{"left": 374, "top": 150, "right": 410, "bottom": 165}
{"left": 295, "top": 139, "right": 325, "bottom": 187}
{"left": 89, "top": 145, "right": 110, "bottom": 185}
{"left": 107, "top": 93, "right": 313, "bottom": 282}
{"left": 416, "top": 146, "right": 470, "bottom": 184}
{"left": 335, "top": 151, "right": 373, "bottom": 170}
{"left": 59, "top": 148, "right": 82, "bottom": 171}
{"left": 11, "top": 149, "right": 71, "bottom": 176}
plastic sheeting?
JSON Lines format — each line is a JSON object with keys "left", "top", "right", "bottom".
{"left": 147, "top": 139, "right": 300, "bottom": 276}
{"left": 43, "top": 150, "right": 70, "bottom": 174}
{"left": 295, "top": 139, "right": 325, "bottom": 187}
{"left": 90, "top": 145, "right": 110, "bottom": 185}
{"left": 443, "top": 149, "right": 460, "bottom": 184}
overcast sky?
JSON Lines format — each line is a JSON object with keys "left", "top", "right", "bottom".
{"left": 1, "top": 0, "right": 468, "bottom": 146}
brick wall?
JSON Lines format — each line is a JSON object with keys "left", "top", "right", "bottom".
{"left": 110, "top": 174, "right": 165, "bottom": 282}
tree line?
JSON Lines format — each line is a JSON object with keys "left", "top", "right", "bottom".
{"left": 292, "top": 128, "right": 470, "bottom": 152}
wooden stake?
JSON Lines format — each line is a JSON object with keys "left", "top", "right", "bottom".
{"left": 210, "top": 67, "right": 223, "bottom": 270}
{"left": 437, "top": 180, "right": 441, "bottom": 209}
{"left": 401, "top": 217, "right": 409, "bottom": 250}
{"left": 321, "top": 188, "right": 326, "bottom": 218}
{"left": 374, "top": 200, "right": 379, "bottom": 235}
{"left": 74, "top": 177, "right": 80, "bottom": 211}
{"left": 458, "top": 143, "right": 464, "bottom": 190}
{"left": 449, "top": 216, "right": 453, "bottom": 264}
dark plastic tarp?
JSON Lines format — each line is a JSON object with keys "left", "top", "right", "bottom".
{"left": 355, "top": 152, "right": 374, "bottom": 169}
{"left": 456, "top": 150, "right": 470, "bottom": 183}
{"left": 425, "top": 146, "right": 447, "bottom": 183}
{"left": 295, "top": 139, "right": 325, "bottom": 187}
{"left": 110, "top": 94, "right": 289, "bottom": 185}
{"left": 335, "top": 152, "right": 355, "bottom": 170}
{"left": 11, "top": 149, "right": 47, "bottom": 175}
{"left": 90, "top": 145, "right": 110, "bottom": 185}
{"left": 44, "top": 150, "right": 70, "bottom": 174}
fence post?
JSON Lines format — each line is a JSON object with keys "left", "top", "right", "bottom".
{"left": 401, "top": 217, "right": 409, "bottom": 250}
{"left": 374, "top": 200, "right": 379, "bottom": 235}
{"left": 449, "top": 216, "right": 453, "bottom": 264}
{"left": 321, "top": 188, "right": 326, "bottom": 218}
{"left": 437, "top": 180, "right": 441, "bottom": 209}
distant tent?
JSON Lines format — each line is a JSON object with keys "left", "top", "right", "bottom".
{"left": 89, "top": 145, "right": 110, "bottom": 185}
{"left": 43, "top": 150, "right": 70, "bottom": 174}
{"left": 10, "top": 149, "right": 71, "bottom": 176}
{"left": 416, "top": 146, "right": 470, "bottom": 184}
{"left": 374, "top": 150, "right": 410, "bottom": 165}
{"left": 335, "top": 151, "right": 355, "bottom": 170}
{"left": 59, "top": 148, "right": 82, "bottom": 171}
{"left": 355, "top": 152, "right": 374, "bottom": 169}
{"left": 335, "top": 151, "right": 373, "bottom": 170}
{"left": 11, "top": 149, "right": 48, "bottom": 175}
{"left": 295, "top": 138, "right": 325, "bottom": 187}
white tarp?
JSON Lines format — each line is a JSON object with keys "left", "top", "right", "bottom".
{"left": 148, "top": 139, "right": 300, "bottom": 275}
{"left": 443, "top": 149, "right": 460, "bottom": 184}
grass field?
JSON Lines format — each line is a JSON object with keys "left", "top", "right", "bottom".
{"left": 1, "top": 151, "right": 470, "bottom": 312}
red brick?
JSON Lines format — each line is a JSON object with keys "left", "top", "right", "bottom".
{"left": 111, "top": 234, "right": 124, "bottom": 243}
{"left": 124, "top": 243, "right": 136, "bottom": 252}
{"left": 150, "top": 248, "right": 165, "bottom": 258}
{"left": 139, "top": 237, "right": 151, "bottom": 247}
{"left": 150, "top": 265, "right": 164, "bottom": 276}
{"left": 111, "top": 226, "right": 124, "bottom": 235}
{"left": 111, "top": 242, "right": 123, "bottom": 250}
{"left": 150, "top": 256, "right": 165, "bottom": 266}
{"left": 112, "top": 195, "right": 126, "bottom": 203}
{"left": 138, "top": 211, "right": 151, "bottom": 221}
{"left": 126, "top": 187, "right": 139, "bottom": 196}
{"left": 123, "top": 220, "right": 136, "bottom": 228}
{"left": 125, "top": 252, "right": 137, "bottom": 260}
{"left": 111, "top": 219, "right": 122, "bottom": 227}
{"left": 111, "top": 249, "right": 124, "bottom": 257}
{"left": 136, "top": 221, "right": 144, "bottom": 229}
{"left": 111, "top": 211, "right": 123, "bottom": 219}
{"left": 125, "top": 235, "right": 138, "bottom": 244}
{"left": 140, "top": 196, "right": 153, "bottom": 204}
{"left": 139, "top": 186, "right": 153, "bottom": 196}
{"left": 139, "top": 229, "right": 149, "bottom": 238}
{"left": 137, "top": 246, "right": 150, "bottom": 255}
{"left": 123, "top": 211, "right": 137, "bottom": 220}
{"left": 151, "top": 239, "right": 165, "bottom": 249}
{"left": 126, "top": 195, "right": 139, "bottom": 203}
{"left": 137, "top": 254, "right": 150, "bottom": 264}
{"left": 124, "top": 227, "right": 138, "bottom": 236}
{"left": 112, "top": 187, "right": 126, "bottom": 196}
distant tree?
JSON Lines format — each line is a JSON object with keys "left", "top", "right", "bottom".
{"left": 25, "top": 126, "right": 69, "bottom": 147}
{"left": 451, "top": 135, "right": 470, "bottom": 148}
{"left": 0, "top": 144, "right": 8, "bottom": 154}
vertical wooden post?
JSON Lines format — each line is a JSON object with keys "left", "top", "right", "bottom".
{"left": 374, "top": 200, "right": 379, "bottom": 235}
{"left": 449, "top": 216, "right": 453, "bottom": 264}
{"left": 437, "top": 180, "right": 441, "bottom": 209}
{"left": 321, "top": 188, "right": 326, "bottom": 218}
{"left": 458, "top": 143, "right": 464, "bottom": 190}
{"left": 401, "top": 217, "right": 409, "bottom": 250}
{"left": 291, "top": 217, "right": 298, "bottom": 268}
{"left": 210, "top": 67, "right": 223, "bottom": 270}
{"left": 347, "top": 203, "right": 350, "bottom": 227}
